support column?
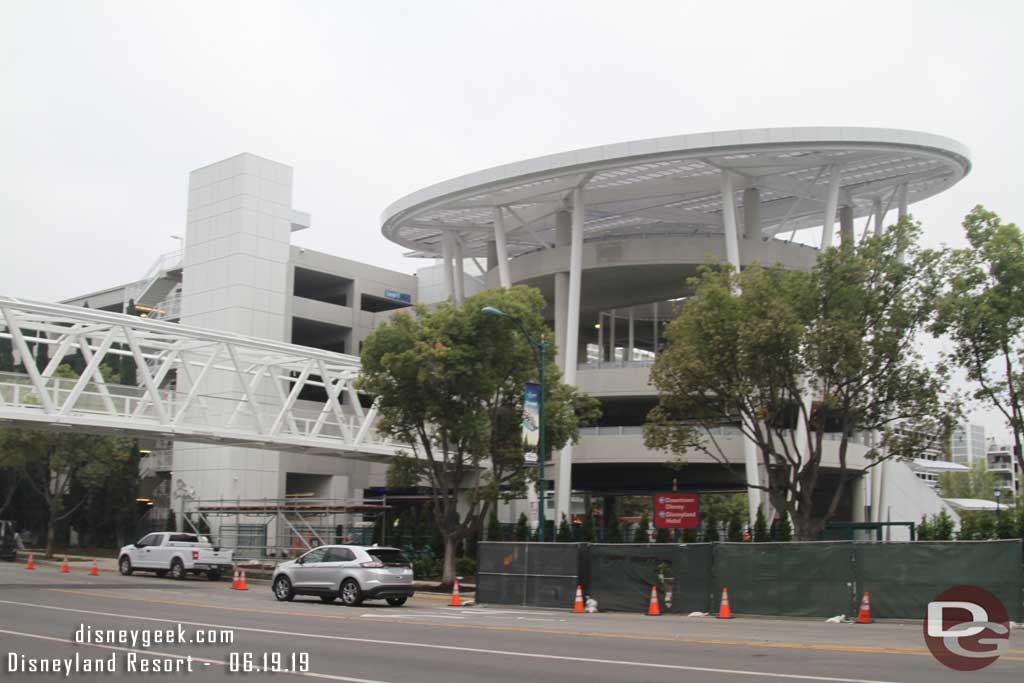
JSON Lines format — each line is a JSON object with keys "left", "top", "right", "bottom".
{"left": 897, "top": 184, "right": 909, "bottom": 220}
{"left": 742, "top": 187, "right": 761, "bottom": 240}
{"left": 609, "top": 309, "right": 616, "bottom": 363}
{"left": 555, "top": 186, "right": 585, "bottom": 522}
{"left": 453, "top": 238, "right": 465, "bottom": 304}
{"left": 839, "top": 205, "right": 855, "bottom": 248}
{"left": 492, "top": 208, "right": 512, "bottom": 288}
{"left": 596, "top": 314, "right": 603, "bottom": 362}
{"left": 627, "top": 308, "right": 634, "bottom": 362}
{"left": 873, "top": 198, "right": 885, "bottom": 237}
{"left": 441, "top": 234, "right": 455, "bottom": 303}
{"left": 486, "top": 240, "right": 498, "bottom": 273}
{"left": 723, "top": 171, "right": 763, "bottom": 526}
{"left": 553, "top": 210, "right": 571, "bottom": 370}
{"left": 820, "top": 166, "right": 842, "bottom": 250}
{"left": 653, "top": 304, "right": 659, "bottom": 353}
{"left": 721, "top": 172, "right": 740, "bottom": 271}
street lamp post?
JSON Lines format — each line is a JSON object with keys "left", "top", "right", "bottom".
{"left": 482, "top": 306, "right": 548, "bottom": 541}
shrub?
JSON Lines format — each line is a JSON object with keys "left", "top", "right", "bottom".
{"left": 455, "top": 556, "right": 476, "bottom": 579}
{"left": 753, "top": 507, "right": 769, "bottom": 542}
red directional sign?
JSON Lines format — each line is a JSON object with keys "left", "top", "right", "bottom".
{"left": 653, "top": 493, "right": 699, "bottom": 528}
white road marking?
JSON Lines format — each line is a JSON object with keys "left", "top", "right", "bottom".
{"left": 0, "top": 599, "right": 904, "bottom": 683}
{"left": 0, "top": 628, "right": 390, "bottom": 683}
{"left": 360, "top": 613, "right": 465, "bottom": 619}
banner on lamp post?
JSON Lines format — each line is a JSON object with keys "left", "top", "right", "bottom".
{"left": 522, "top": 382, "right": 540, "bottom": 466}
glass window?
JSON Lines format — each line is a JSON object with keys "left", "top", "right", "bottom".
{"left": 325, "top": 547, "right": 355, "bottom": 562}
{"left": 300, "top": 547, "right": 327, "bottom": 564}
{"left": 366, "top": 548, "right": 411, "bottom": 567}
{"left": 138, "top": 533, "right": 162, "bottom": 547}
{"left": 170, "top": 534, "right": 198, "bottom": 543}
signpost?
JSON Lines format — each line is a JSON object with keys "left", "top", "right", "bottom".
{"left": 653, "top": 493, "right": 699, "bottom": 528}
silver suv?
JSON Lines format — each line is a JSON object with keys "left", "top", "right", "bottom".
{"left": 272, "top": 545, "right": 414, "bottom": 606}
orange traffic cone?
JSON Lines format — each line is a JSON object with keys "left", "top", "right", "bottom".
{"left": 856, "top": 592, "right": 873, "bottom": 624}
{"left": 573, "top": 585, "right": 585, "bottom": 613}
{"left": 449, "top": 578, "right": 462, "bottom": 607}
{"left": 230, "top": 569, "right": 241, "bottom": 589}
{"left": 60, "top": 555, "right": 70, "bottom": 573}
{"left": 89, "top": 559, "right": 99, "bottom": 576}
{"left": 25, "top": 553, "right": 35, "bottom": 570}
{"left": 646, "top": 586, "right": 661, "bottom": 616}
{"left": 236, "top": 570, "right": 248, "bottom": 590}
{"left": 717, "top": 587, "right": 733, "bottom": 619}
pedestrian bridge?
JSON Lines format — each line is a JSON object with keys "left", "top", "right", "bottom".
{"left": 0, "top": 296, "right": 406, "bottom": 460}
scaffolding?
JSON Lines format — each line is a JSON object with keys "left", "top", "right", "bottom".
{"left": 183, "top": 497, "right": 389, "bottom": 560}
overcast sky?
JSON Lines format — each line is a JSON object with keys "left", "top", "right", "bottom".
{"left": 3, "top": 1, "right": 1022, "bottom": 438}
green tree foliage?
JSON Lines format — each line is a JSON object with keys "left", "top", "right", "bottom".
{"left": 655, "top": 526, "right": 672, "bottom": 543}
{"left": 753, "top": 506, "right": 769, "bottom": 542}
{"left": 774, "top": 515, "right": 793, "bottom": 542}
{"left": 605, "top": 523, "right": 624, "bottom": 543}
{"left": 487, "top": 510, "right": 502, "bottom": 542}
{"left": 702, "top": 511, "right": 720, "bottom": 542}
{"left": 682, "top": 527, "right": 698, "bottom": 543}
{"left": 937, "top": 460, "right": 996, "bottom": 500}
{"left": 0, "top": 366, "right": 133, "bottom": 556}
{"left": 633, "top": 511, "right": 650, "bottom": 543}
{"left": 916, "top": 515, "right": 933, "bottom": 541}
{"left": 514, "top": 513, "right": 529, "bottom": 542}
{"left": 933, "top": 509, "right": 955, "bottom": 541}
{"left": 581, "top": 512, "right": 596, "bottom": 542}
{"left": 958, "top": 511, "right": 996, "bottom": 540}
{"left": 726, "top": 509, "right": 744, "bottom": 542}
{"left": 931, "top": 207, "right": 1024, "bottom": 482}
{"left": 358, "top": 286, "right": 599, "bottom": 584}
{"left": 995, "top": 510, "right": 1017, "bottom": 539}
{"left": 646, "top": 219, "right": 949, "bottom": 539}
{"left": 556, "top": 513, "right": 572, "bottom": 542}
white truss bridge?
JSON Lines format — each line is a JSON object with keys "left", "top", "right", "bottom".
{"left": 0, "top": 296, "right": 406, "bottom": 460}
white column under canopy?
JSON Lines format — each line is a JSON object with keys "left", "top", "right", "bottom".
{"left": 441, "top": 234, "right": 455, "bottom": 303}
{"left": 627, "top": 308, "right": 634, "bottom": 362}
{"left": 873, "top": 198, "right": 885, "bottom": 237}
{"left": 555, "top": 186, "right": 585, "bottom": 522}
{"left": 742, "top": 187, "right": 761, "bottom": 239}
{"left": 553, "top": 210, "right": 571, "bottom": 370}
{"left": 897, "top": 184, "right": 909, "bottom": 220}
{"left": 492, "top": 207, "right": 512, "bottom": 288}
{"left": 722, "top": 171, "right": 764, "bottom": 526}
{"left": 820, "top": 165, "right": 842, "bottom": 250}
{"left": 453, "top": 237, "right": 466, "bottom": 304}
{"left": 839, "top": 205, "right": 855, "bottom": 247}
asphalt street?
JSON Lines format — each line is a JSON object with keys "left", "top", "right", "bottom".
{"left": 0, "top": 560, "right": 1020, "bottom": 682}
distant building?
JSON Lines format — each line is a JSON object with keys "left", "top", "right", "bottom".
{"left": 986, "top": 444, "right": 1020, "bottom": 498}
{"left": 951, "top": 423, "right": 986, "bottom": 465}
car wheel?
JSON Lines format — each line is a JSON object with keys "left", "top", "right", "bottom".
{"left": 118, "top": 556, "right": 133, "bottom": 576}
{"left": 273, "top": 576, "right": 294, "bottom": 602}
{"left": 169, "top": 558, "right": 186, "bottom": 580}
{"left": 319, "top": 595, "right": 336, "bottom": 603}
{"left": 339, "top": 579, "right": 363, "bottom": 606}
{"left": 386, "top": 596, "right": 408, "bottom": 607}
{"left": 207, "top": 570, "right": 222, "bottom": 581}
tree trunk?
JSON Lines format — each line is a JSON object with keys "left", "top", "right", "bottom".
{"left": 441, "top": 535, "right": 457, "bottom": 587}
{"left": 45, "top": 499, "right": 57, "bottom": 559}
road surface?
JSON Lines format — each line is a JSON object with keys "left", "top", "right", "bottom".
{"left": 0, "top": 560, "right": 1020, "bottom": 682}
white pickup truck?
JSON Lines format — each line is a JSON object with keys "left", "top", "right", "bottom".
{"left": 118, "top": 532, "right": 234, "bottom": 581}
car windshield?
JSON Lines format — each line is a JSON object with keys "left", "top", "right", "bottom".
{"left": 367, "top": 548, "right": 410, "bottom": 567}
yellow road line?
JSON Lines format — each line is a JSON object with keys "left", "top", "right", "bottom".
{"left": 41, "top": 588, "right": 1024, "bottom": 662}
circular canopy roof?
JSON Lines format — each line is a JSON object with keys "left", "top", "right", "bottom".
{"left": 382, "top": 127, "right": 970, "bottom": 259}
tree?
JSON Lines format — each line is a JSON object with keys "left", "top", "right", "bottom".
{"left": 938, "top": 460, "right": 996, "bottom": 500}
{"left": 931, "top": 207, "right": 1024, "bottom": 484}
{"left": 933, "top": 509, "right": 955, "bottom": 541}
{"left": 581, "top": 511, "right": 596, "bottom": 542}
{"left": 753, "top": 506, "right": 769, "bottom": 542}
{"left": 0, "top": 367, "right": 132, "bottom": 557}
{"left": 633, "top": 511, "right": 650, "bottom": 544}
{"left": 916, "top": 515, "right": 933, "bottom": 541}
{"left": 995, "top": 511, "right": 1017, "bottom": 539}
{"left": 606, "top": 523, "right": 624, "bottom": 543}
{"left": 702, "top": 511, "right": 720, "bottom": 542}
{"left": 514, "top": 513, "right": 529, "bottom": 542}
{"left": 726, "top": 509, "right": 744, "bottom": 542}
{"left": 358, "top": 286, "right": 598, "bottom": 585}
{"left": 774, "top": 515, "right": 793, "bottom": 542}
{"left": 958, "top": 511, "right": 995, "bottom": 540}
{"left": 487, "top": 510, "right": 502, "bottom": 542}
{"left": 645, "top": 219, "right": 949, "bottom": 539}
{"left": 556, "top": 514, "right": 572, "bottom": 542}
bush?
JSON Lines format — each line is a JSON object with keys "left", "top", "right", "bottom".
{"left": 774, "top": 515, "right": 792, "bottom": 542}
{"left": 726, "top": 510, "right": 744, "bottom": 542}
{"left": 556, "top": 514, "right": 572, "bottom": 542}
{"left": 581, "top": 513, "right": 596, "bottom": 542}
{"left": 514, "top": 513, "right": 529, "bottom": 541}
{"left": 487, "top": 511, "right": 502, "bottom": 542}
{"left": 753, "top": 507, "right": 769, "bottom": 542}
{"left": 455, "top": 556, "right": 476, "bottom": 579}
{"left": 682, "top": 527, "right": 698, "bottom": 543}
{"left": 655, "top": 526, "right": 672, "bottom": 543}
{"left": 605, "top": 523, "right": 624, "bottom": 543}
{"left": 413, "top": 555, "right": 442, "bottom": 579}
{"left": 916, "top": 515, "right": 932, "bottom": 541}
{"left": 633, "top": 512, "right": 650, "bottom": 543}
{"left": 932, "top": 509, "right": 955, "bottom": 540}
{"left": 702, "top": 513, "right": 719, "bottom": 542}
